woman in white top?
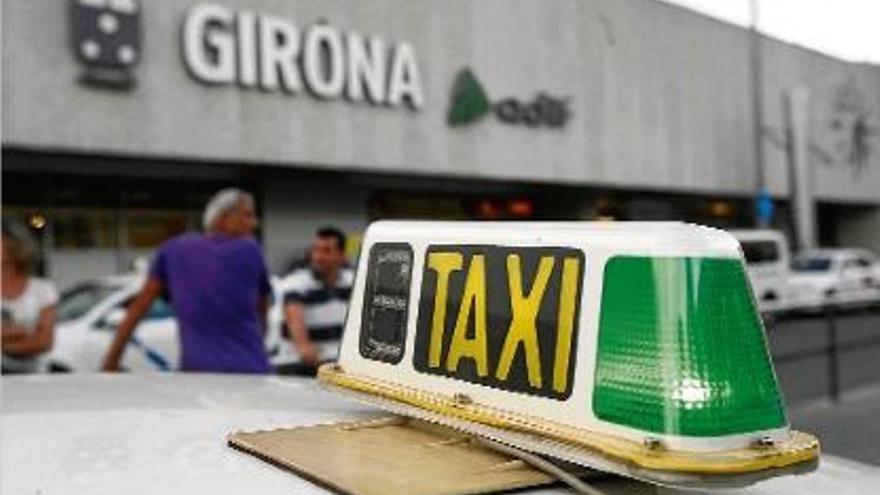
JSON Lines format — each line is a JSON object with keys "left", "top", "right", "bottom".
{"left": 1, "top": 223, "right": 58, "bottom": 374}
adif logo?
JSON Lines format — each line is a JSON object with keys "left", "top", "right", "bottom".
{"left": 70, "top": 0, "right": 141, "bottom": 89}
{"left": 447, "top": 68, "right": 571, "bottom": 128}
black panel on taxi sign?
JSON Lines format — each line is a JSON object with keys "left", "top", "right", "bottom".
{"left": 414, "top": 245, "right": 584, "bottom": 400}
{"left": 360, "top": 243, "right": 413, "bottom": 364}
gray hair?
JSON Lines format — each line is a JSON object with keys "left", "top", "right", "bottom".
{"left": 203, "top": 188, "right": 254, "bottom": 231}
{"left": 2, "top": 220, "right": 39, "bottom": 274}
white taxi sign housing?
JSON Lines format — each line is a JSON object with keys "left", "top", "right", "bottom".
{"left": 320, "top": 221, "right": 819, "bottom": 488}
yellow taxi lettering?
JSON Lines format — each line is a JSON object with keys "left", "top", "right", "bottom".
{"left": 495, "top": 255, "right": 554, "bottom": 388}
{"left": 552, "top": 257, "right": 580, "bottom": 394}
{"left": 426, "top": 252, "right": 464, "bottom": 367}
{"left": 415, "top": 246, "right": 583, "bottom": 400}
{"left": 445, "top": 254, "right": 489, "bottom": 376}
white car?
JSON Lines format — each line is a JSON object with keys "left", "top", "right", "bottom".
{"left": 788, "top": 248, "right": 880, "bottom": 311}
{"left": 4, "top": 374, "right": 880, "bottom": 495}
{"left": 48, "top": 274, "right": 332, "bottom": 373}
{"left": 730, "top": 229, "right": 791, "bottom": 313}
{"left": 48, "top": 275, "right": 180, "bottom": 372}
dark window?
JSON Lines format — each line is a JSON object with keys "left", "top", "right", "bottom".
{"left": 740, "top": 241, "right": 780, "bottom": 264}
{"left": 115, "top": 296, "right": 176, "bottom": 321}
{"left": 359, "top": 243, "right": 413, "bottom": 364}
{"left": 792, "top": 257, "right": 833, "bottom": 272}
{"left": 58, "top": 282, "right": 122, "bottom": 322}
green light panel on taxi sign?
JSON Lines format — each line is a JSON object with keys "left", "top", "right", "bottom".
{"left": 593, "top": 256, "right": 786, "bottom": 437}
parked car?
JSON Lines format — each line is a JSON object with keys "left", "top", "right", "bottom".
{"left": 729, "top": 229, "right": 791, "bottom": 313}
{"left": 787, "top": 248, "right": 880, "bottom": 311}
{"left": 6, "top": 373, "right": 879, "bottom": 495}
{"left": 48, "top": 275, "right": 179, "bottom": 372}
{"left": 264, "top": 276, "right": 341, "bottom": 369}
{"left": 48, "top": 274, "right": 335, "bottom": 372}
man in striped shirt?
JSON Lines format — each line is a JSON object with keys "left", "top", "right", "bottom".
{"left": 280, "top": 227, "right": 353, "bottom": 374}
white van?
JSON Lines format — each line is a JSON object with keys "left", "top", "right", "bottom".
{"left": 729, "top": 230, "right": 791, "bottom": 313}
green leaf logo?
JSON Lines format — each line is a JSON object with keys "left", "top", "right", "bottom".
{"left": 447, "top": 68, "right": 491, "bottom": 126}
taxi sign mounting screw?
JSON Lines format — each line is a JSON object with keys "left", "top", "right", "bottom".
{"left": 643, "top": 437, "right": 663, "bottom": 450}
{"left": 756, "top": 436, "right": 775, "bottom": 447}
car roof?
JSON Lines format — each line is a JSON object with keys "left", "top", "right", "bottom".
{"left": 105, "top": 273, "right": 143, "bottom": 284}
{"left": 68, "top": 273, "right": 143, "bottom": 289}
{"left": 3, "top": 374, "right": 879, "bottom": 495}
{"left": 796, "top": 248, "right": 873, "bottom": 260}
{"left": 728, "top": 229, "right": 787, "bottom": 242}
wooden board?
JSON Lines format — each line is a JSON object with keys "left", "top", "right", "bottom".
{"left": 228, "top": 416, "right": 559, "bottom": 495}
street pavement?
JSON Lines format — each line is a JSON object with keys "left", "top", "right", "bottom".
{"left": 790, "top": 384, "right": 880, "bottom": 466}
{"left": 767, "top": 309, "right": 880, "bottom": 404}
{"left": 768, "top": 309, "right": 880, "bottom": 465}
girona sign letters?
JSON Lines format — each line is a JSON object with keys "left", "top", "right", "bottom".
{"left": 182, "top": 4, "right": 424, "bottom": 110}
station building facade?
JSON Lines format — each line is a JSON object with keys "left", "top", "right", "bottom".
{"left": 3, "top": 0, "right": 880, "bottom": 288}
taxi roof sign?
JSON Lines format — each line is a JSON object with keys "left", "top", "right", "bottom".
{"left": 319, "top": 221, "right": 819, "bottom": 488}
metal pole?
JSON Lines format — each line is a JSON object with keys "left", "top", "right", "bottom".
{"left": 825, "top": 304, "right": 840, "bottom": 402}
{"left": 750, "top": 0, "right": 768, "bottom": 227}
{"left": 785, "top": 88, "right": 816, "bottom": 249}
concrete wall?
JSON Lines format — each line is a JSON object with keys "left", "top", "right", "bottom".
{"left": 760, "top": 41, "right": 880, "bottom": 203}
{"left": 5, "top": 0, "right": 879, "bottom": 203}
{"left": 2, "top": 0, "right": 880, "bottom": 202}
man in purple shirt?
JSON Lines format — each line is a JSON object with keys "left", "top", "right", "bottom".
{"left": 102, "top": 188, "right": 272, "bottom": 374}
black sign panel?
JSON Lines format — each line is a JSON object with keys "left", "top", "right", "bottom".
{"left": 359, "top": 243, "right": 414, "bottom": 364}
{"left": 414, "top": 245, "right": 584, "bottom": 400}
